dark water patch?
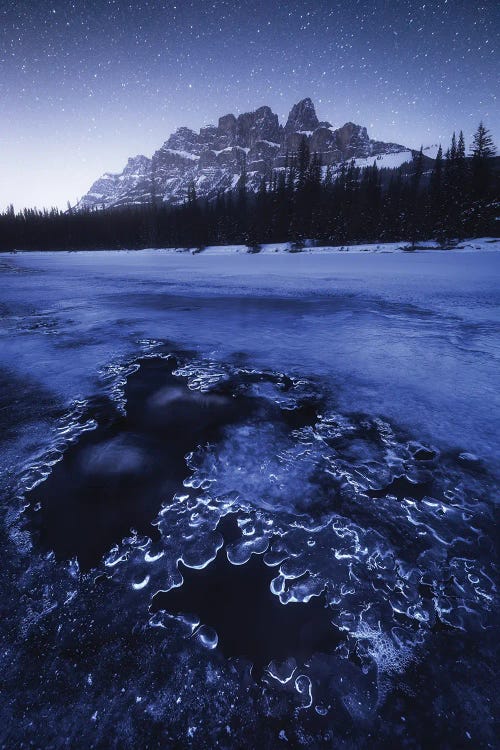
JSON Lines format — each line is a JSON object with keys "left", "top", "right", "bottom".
{"left": 26, "top": 357, "right": 257, "bottom": 569}
{"left": 367, "top": 474, "right": 433, "bottom": 501}
{"left": 25, "top": 356, "right": 321, "bottom": 569}
{"left": 152, "top": 549, "right": 342, "bottom": 677}
{"left": 281, "top": 400, "right": 322, "bottom": 430}
{"left": 216, "top": 511, "right": 246, "bottom": 545}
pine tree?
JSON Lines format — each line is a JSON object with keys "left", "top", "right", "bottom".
{"left": 449, "top": 132, "right": 457, "bottom": 161}
{"left": 305, "top": 152, "right": 322, "bottom": 238}
{"left": 249, "top": 176, "right": 268, "bottom": 246}
{"left": 470, "top": 122, "right": 496, "bottom": 201}
{"left": 429, "top": 145, "right": 443, "bottom": 237}
{"left": 236, "top": 152, "right": 248, "bottom": 240}
{"left": 296, "top": 138, "right": 310, "bottom": 191}
{"left": 286, "top": 156, "right": 296, "bottom": 196}
{"left": 412, "top": 146, "right": 424, "bottom": 192}
{"left": 454, "top": 131, "right": 469, "bottom": 236}
{"left": 457, "top": 131, "right": 466, "bottom": 160}
{"left": 363, "top": 162, "right": 382, "bottom": 240}
{"left": 470, "top": 122, "right": 496, "bottom": 159}
{"left": 272, "top": 169, "right": 288, "bottom": 241}
{"left": 150, "top": 161, "right": 159, "bottom": 207}
{"left": 187, "top": 179, "right": 197, "bottom": 205}
{"left": 443, "top": 132, "right": 462, "bottom": 238}
{"left": 323, "top": 165, "right": 333, "bottom": 192}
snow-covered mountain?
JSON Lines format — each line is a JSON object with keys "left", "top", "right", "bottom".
{"left": 76, "top": 98, "right": 412, "bottom": 210}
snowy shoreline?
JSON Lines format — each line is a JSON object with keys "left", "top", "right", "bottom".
{"left": 3, "top": 237, "right": 499, "bottom": 255}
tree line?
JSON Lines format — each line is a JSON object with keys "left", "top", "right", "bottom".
{"left": 0, "top": 122, "right": 497, "bottom": 252}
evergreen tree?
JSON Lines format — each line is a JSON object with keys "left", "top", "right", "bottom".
{"left": 235, "top": 153, "right": 248, "bottom": 240}
{"left": 249, "top": 176, "right": 268, "bottom": 245}
{"left": 296, "top": 138, "right": 310, "bottom": 191}
{"left": 457, "top": 131, "right": 466, "bottom": 160}
{"left": 470, "top": 122, "right": 496, "bottom": 159}
{"left": 429, "top": 145, "right": 443, "bottom": 236}
{"left": 272, "top": 169, "right": 288, "bottom": 240}
{"left": 450, "top": 132, "right": 457, "bottom": 161}
{"left": 412, "top": 147, "right": 424, "bottom": 192}
{"left": 470, "top": 122, "right": 496, "bottom": 200}
{"left": 443, "top": 132, "right": 461, "bottom": 237}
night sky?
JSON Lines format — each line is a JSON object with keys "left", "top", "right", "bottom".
{"left": 1, "top": 1, "right": 498, "bottom": 210}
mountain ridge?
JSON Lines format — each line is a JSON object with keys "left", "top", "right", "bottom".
{"left": 76, "top": 98, "right": 412, "bottom": 210}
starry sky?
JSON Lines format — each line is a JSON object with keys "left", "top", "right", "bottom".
{"left": 1, "top": 0, "right": 498, "bottom": 210}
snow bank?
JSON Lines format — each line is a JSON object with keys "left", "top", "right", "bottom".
{"left": 142, "top": 237, "right": 499, "bottom": 255}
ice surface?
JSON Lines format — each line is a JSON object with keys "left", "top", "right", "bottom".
{"left": 0, "top": 244, "right": 499, "bottom": 748}
{"left": 1, "top": 242, "right": 499, "bottom": 472}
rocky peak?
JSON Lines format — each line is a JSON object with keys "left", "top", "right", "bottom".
{"left": 123, "top": 155, "right": 151, "bottom": 175}
{"left": 285, "top": 98, "right": 319, "bottom": 134}
{"left": 164, "top": 127, "right": 201, "bottom": 153}
{"left": 218, "top": 114, "right": 237, "bottom": 138}
{"left": 235, "top": 105, "right": 281, "bottom": 147}
{"left": 199, "top": 125, "right": 219, "bottom": 144}
{"left": 334, "top": 123, "right": 370, "bottom": 157}
{"left": 250, "top": 105, "right": 281, "bottom": 144}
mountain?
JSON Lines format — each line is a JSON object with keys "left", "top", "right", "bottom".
{"left": 76, "top": 98, "right": 411, "bottom": 210}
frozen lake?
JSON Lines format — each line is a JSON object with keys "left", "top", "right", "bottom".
{"left": 1, "top": 247, "right": 499, "bottom": 473}
{"left": 1, "top": 246, "right": 498, "bottom": 748}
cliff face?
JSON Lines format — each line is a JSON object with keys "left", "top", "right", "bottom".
{"left": 76, "top": 98, "right": 408, "bottom": 210}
